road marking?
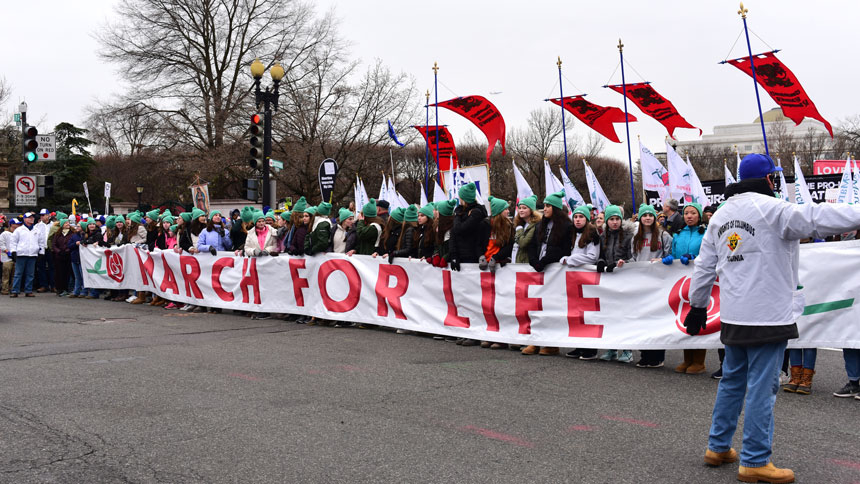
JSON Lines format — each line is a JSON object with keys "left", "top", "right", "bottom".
{"left": 88, "top": 356, "right": 147, "bottom": 364}
{"left": 828, "top": 458, "right": 860, "bottom": 471}
{"left": 228, "top": 372, "right": 261, "bottom": 382}
{"left": 601, "top": 416, "right": 659, "bottom": 428}
{"left": 460, "top": 425, "right": 535, "bottom": 448}
{"left": 567, "top": 425, "right": 596, "bottom": 432}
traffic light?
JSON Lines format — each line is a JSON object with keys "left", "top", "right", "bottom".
{"left": 23, "top": 125, "right": 38, "bottom": 162}
{"left": 244, "top": 178, "right": 259, "bottom": 201}
{"left": 248, "top": 113, "right": 264, "bottom": 170}
{"left": 37, "top": 175, "right": 54, "bottom": 198}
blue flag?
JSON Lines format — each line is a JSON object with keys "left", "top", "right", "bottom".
{"left": 387, "top": 120, "right": 405, "bottom": 147}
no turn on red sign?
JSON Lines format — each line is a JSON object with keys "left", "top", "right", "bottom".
{"left": 15, "top": 175, "right": 37, "bottom": 206}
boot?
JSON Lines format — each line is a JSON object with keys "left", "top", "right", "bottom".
{"left": 686, "top": 349, "right": 707, "bottom": 374}
{"left": 539, "top": 346, "right": 559, "bottom": 356}
{"left": 130, "top": 293, "right": 147, "bottom": 304}
{"left": 675, "top": 349, "right": 694, "bottom": 373}
{"left": 521, "top": 345, "right": 539, "bottom": 355}
{"left": 783, "top": 366, "right": 802, "bottom": 393}
{"left": 737, "top": 462, "right": 794, "bottom": 483}
{"left": 795, "top": 368, "right": 815, "bottom": 395}
{"left": 149, "top": 295, "right": 162, "bottom": 306}
{"left": 704, "top": 448, "right": 738, "bottom": 467}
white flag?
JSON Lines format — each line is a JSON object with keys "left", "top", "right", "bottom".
{"left": 836, "top": 156, "right": 853, "bottom": 204}
{"left": 433, "top": 178, "right": 447, "bottom": 203}
{"left": 776, "top": 159, "right": 791, "bottom": 203}
{"left": 543, "top": 159, "right": 564, "bottom": 198}
{"left": 387, "top": 175, "right": 398, "bottom": 208}
{"left": 420, "top": 185, "right": 428, "bottom": 207}
{"left": 378, "top": 174, "right": 388, "bottom": 202}
{"left": 725, "top": 164, "right": 737, "bottom": 187}
{"left": 666, "top": 142, "right": 692, "bottom": 202}
{"left": 793, "top": 156, "right": 814, "bottom": 205}
{"left": 512, "top": 159, "right": 535, "bottom": 201}
{"left": 640, "top": 141, "right": 670, "bottom": 206}
{"left": 396, "top": 191, "right": 409, "bottom": 210}
{"left": 558, "top": 167, "right": 586, "bottom": 210}
{"left": 685, "top": 155, "right": 709, "bottom": 206}
{"left": 736, "top": 151, "right": 742, "bottom": 182}
{"left": 583, "top": 160, "right": 611, "bottom": 213}
{"left": 853, "top": 160, "right": 860, "bottom": 205}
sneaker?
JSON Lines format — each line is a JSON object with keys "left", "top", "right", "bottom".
{"left": 252, "top": 313, "right": 272, "bottom": 320}
{"left": 566, "top": 349, "right": 584, "bottom": 359}
{"left": 855, "top": 394, "right": 860, "bottom": 401}
{"left": 432, "top": 335, "right": 445, "bottom": 340}
{"left": 711, "top": 368, "right": 723, "bottom": 380}
{"left": 779, "top": 371, "right": 790, "bottom": 385}
{"left": 163, "top": 303, "right": 178, "bottom": 310}
{"left": 179, "top": 304, "right": 193, "bottom": 311}
{"left": 579, "top": 350, "right": 599, "bottom": 360}
{"left": 617, "top": 350, "right": 634, "bottom": 363}
{"left": 396, "top": 329, "right": 408, "bottom": 334}
{"left": 599, "top": 350, "right": 617, "bottom": 361}
{"left": 833, "top": 381, "right": 860, "bottom": 398}
{"left": 125, "top": 295, "right": 137, "bottom": 303}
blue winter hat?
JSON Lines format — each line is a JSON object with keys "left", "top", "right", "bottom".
{"left": 739, "top": 153, "right": 782, "bottom": 180}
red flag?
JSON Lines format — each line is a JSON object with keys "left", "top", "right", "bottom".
{"left": 414, "top": 125, "right": 458, "bottom": 172}
{"left": 434, "top": 96, "right": 505, "bottom": 165}
{"left": 550, "top": 96, "right": 636, "bottom": 143}
{"left": 607, "top": 83, "right": 701, "bottom": 139}
{"left": 726, "top": 51, "right": 832, "bottom": 137}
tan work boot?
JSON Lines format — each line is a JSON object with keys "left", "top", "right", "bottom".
{"left": 795, "top": 368, "right": 815, "bottom": 395}
{"left": 521, "top": 345, "right": 539, "bottom": 355}
{"left": 737, "top": 462, "right": 794, "bottom": 483}
{"left": 539, "top": 346, "right": 559, "bottom": 356}
{"left": 675, "top": 349, "right": 693, "bottom": 373}
{"left": 704, "top": 448, "right": 738, "bottom": 466}
{"left": 783, "top": 366, "right": 802, "bottom": 393}
{"left": 686, "top": 349, "right": 707, "bottom": 374}
{"left": 130, "top": 295, "right": 146, "bottom": 304}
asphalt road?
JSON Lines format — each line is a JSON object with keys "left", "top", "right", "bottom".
{"left": 1, "top": 295, "right": 858, "bottom": 483}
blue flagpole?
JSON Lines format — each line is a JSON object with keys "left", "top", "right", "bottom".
{"left": 739, "top": 3, "right": 769, "bottom": 156}
{"left": 557, "top": 57, "right": 570, "bottom": 176}
{"left": 433, "top": 62, "right": 441, "bottom": 187}
{"left": 424, "top": 89, "right": 430, "bottom": 195}
{"left": 617, "top": 39, "right": 637, "bottom": 210}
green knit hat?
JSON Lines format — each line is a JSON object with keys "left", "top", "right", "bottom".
{"left": 191, "top": 207, "right": 206, "bottom": 220}
{"left": 517, "top": 195, "right": 537, "bottom": 211}
{"left": 114, "top": 215, "right": 125, "bottom": 224}
{"left": 572, "top": 205, "right": 591, "bottom": 221}
{"left": 419, "top": 203, "right": 436, "bottom": 219}
{"left": 684, "top": 202, "right": 703, "bottom": 219}
{"left": 179, "top": 212, "right": 192, "bottom": 223}
{"left": 305, "top": 206, "right": 317, "bottom": 217}
{"left": 56, "top": 211, "right": 68, "bottom": 220}
{"left": 338, "top": 208, "right": 354, "bottom": 223}
{"left": 637, "top": 204, "right": 657, "bottom": 220}
{"left": 316, "top": 202, "right": 332, "bottom": 216}
{"left": 79, "top": 220, "right": 89, "bottom": 229}
{"left": 544, "top": 190, "right": 565, "bottom": 210}
{"left": 458, "top": 182, "right": 477, "bottom": 204}
{"left": 208, "top": 210, "right": 222, "bottom": 220}
{"left": 280, "top": 210, "right": 291, "bottom": 221}
{"left": 241, "top": 206, "right": 255, "bottom": 223}
{"left": 146, "top": 209, "right": 160, "bottom": 221}
{"left": 161, "top": 215, "right": 175, "bottom": 225}
{"left": 169, "top": 224, "right": 178, "bottom": 234}
{"left": 390, "top": 207, "right": 405, "bottom": 223}
{"left": 362, "top": 198, "right": 378, "bottom": 217}
{"left": 488, "top": 196, "right": 509, "bottom": 217}
{"left": 128, "top": 212, "right": 142, "bottom": 224}
{"left": 435, "top": 199, "right": 457, "bottom": 217}
{"left": 57, "top": 218, "right": 68, "bottom": 227}
{"left": 106, "top": 216, "right": 116, "bottom": 229}
{"left": 253, "top": 210, "right": 266, "bottom": 223}
{"left": 604, "top": 205, "right": 623, "bottom": 221}
{"left": 265, "top": 210, "right": 276, "bottom": 221}
{"left": 403, "top": 204, "right": 419, "bottom": 223}
{"left": 159, "top": 209, "right": 173, "bottom": 220}
{"left": 292, "top": 196, "right": 308, "bottom": 214}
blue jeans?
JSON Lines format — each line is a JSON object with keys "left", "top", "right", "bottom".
{"left": 708, "top": 340, "right": 787, "bottom": 468}
{"left": 844, "top": 348, "right": 860, "bottom": 381}
{"left": 37, "top": 253, "right": 53, "bottom": 290}
{"left": 87, "top": 287, "right": 100, "bottom": 298}
{"left": 71, "top": 262, "right": 83, "bottom": 296}
{"left": 788, "top": 348, "right": 816, "bottom": 369}
{"left": 12, "top": 256, "right": 36, "bottom": 294}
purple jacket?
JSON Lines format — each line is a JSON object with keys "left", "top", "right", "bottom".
{"left": 197, "top": 227, "right": 232, "bottom": 252}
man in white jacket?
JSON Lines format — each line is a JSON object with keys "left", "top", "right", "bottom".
{"left": 9, "top": 212, "right": 45, "bottom": 297}
{"left": 686, "top": 154, "right": 860, "bottom": 484}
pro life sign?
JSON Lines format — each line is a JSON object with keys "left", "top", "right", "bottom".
{"left": 15, "top": 175, "right": 37, "bottom": 206}
{"left": 34, "top": 134, "right": 56, "bottom": 161}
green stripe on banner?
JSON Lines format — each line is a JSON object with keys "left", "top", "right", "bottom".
{"left": 802, "top": 299, "right": 854, "bottom": 316}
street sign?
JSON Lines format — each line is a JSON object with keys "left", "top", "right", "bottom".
{"left": 269, "top": 159, "right": 283, "bottom": 170}
{"left": 15, "top": 175, "right": 37, "bottom": 206}
{"left": 34, "top": 134, "right": 56, "bottom": 161}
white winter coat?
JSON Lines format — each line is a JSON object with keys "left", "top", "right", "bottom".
{"left": 244, "top": 226, "right": 277, "bottom": 256}
{"left": 9, "top": 224, "right": 45, "bottom": 257}
{"left": 560, "top": 232, "right": 599, "bottom": 267}
{"left": 690, "top": 192, "right": 860, "bottom": 326}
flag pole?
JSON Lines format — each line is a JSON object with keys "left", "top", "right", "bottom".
{"left": 618, "top": 39, "right": 637, "bottom": 210}
{"left": 557, "top": 57, "right": 570, "bottom": 176}
{"left": 424, "top": 89, "right": 431, "bottom": 196}
{"left": 433, "top": 62, "right": 442, "bottom": 188}
{"left": 738, "top": 2, "right": 770, "bottom": 156}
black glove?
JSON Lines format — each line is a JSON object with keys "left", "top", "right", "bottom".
{"left": 10, "top": 252, "right": 16, "bottom": 262}
{"left": 450, "top": 259, "right": 461, "bottom": 272}
{"left": 596, "top": 260, "right": 606, "bottom": 273}
{"left": 684, "top": 307, "right": 708, "bottom": 336}
{"left": 269, "top": 251, "right": 279, "bottom": 257}
{"left": 606, "top": 262, "right": 617, "bottom": 273}
{"left": 260, "top": 250, "right": 269, "bottom": 256}
{"left": 388, "top": 253, "right": 395, "bottom": 264}
{"left": 209, "top": 246, "right": 217, "bottom": 256}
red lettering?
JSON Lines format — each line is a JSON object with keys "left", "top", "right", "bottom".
{"left": 211, "top": 258, "right": 235, "bottom": 302}
{"left": 515, "top": 272, "right": 544, "bottom": 334}
{"left": 375, "top": 264, "right": 408, "bottom": 320}
{"left": 566, "top": 272, "right": 602, "bottom": 338}
{"left": 239, "top": 258, "right": 261, "bottom": 305}
{"left": 159, "top": 255, "right": 179, "bottom": 295}
{"left": 289, "top": 259, "right": 309, "bottom": 306}
{"left": 480, "top": 272, "right": 499, "bottom": 332}
{"left": 318, "top": 259, "right": 361, "bottom": 313}
{"left": 134, "top": 248, "right": 155, "bottom": 286}
{"left": 179, "top": 255, "right": 203, "bottom": 299}
{"left": 442, "top": 270, "right": 469, "bottom": 328}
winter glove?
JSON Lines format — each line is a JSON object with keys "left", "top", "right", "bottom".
{"left": 429, "top": 255, "right": 439, "bottom": 266}
{"left": 252, "top": 249, "right": 263, "bottom": 257}
{"left": 488, "top": 257, "right": 498, "bottom": 274}
{"left": 606, "top": 262, "right": 617, "bottom": 273}
{"left": 260, "top": 250, "right": 270, "bottom": 256}
{"left": 388, "top": 253, "right": 395, "bottom": 265}
{"left": 683, "top": 306, "right": 708, "bottom": 336}
{"left": 209, "top": 246, "right": 217, "bottom": 256}
{"left": 680, "top": 255, "right": 689, "bottom": 265}
{"left": 661, "top": 255, "right": 674, "bottom": 265}
{"left": 436, "top": 257, "right": 448, "bottom": 269}
{"left": 449, "top": 259, "right": 461, "bottom": 272}
{"left": 478, "top": 255, "right": 488, "bottom": 271}
{"left": 269, "top": 251, "right": 279, "bottom": 257}
{"left": 10, "top": 252, "right": 16, "bottom": 262}
{"left": 531, "top": 261, "right": 544, "bottom": 272}
{"left": 596, "top": 260, "right": 606, "bottom": 273}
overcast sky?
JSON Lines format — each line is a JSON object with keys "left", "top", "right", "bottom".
{"left": 1, "top": 0, "right": 854, "bottom": 164}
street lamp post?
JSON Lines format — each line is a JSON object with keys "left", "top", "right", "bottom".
{"left": 136, "top": 185, "right": 144, "bottom": 211}
{"left": 250, "top": 58, "right": 284, "bottom": 210}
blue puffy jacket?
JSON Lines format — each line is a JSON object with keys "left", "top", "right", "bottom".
{"left": 672, "top": 225, "right": 704, "bottom": 258}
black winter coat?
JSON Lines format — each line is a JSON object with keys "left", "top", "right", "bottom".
{"left": 392, "top": 226, "right": 415, "bottom": 258}
{"left": 449, "top": 203, "right": 490, "bottom": 264}
{"left": 528, "top": 216, "right": 572, "bottom": 271}
{"left": 416, "top": 224, "right": 435, "bottom": 259}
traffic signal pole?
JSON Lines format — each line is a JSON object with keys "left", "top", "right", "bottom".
{"left": 21, "top": 111, "right": 27, "bottom": 175}
{"left": 263, "top": 107, "right": 272, "bottom": 209}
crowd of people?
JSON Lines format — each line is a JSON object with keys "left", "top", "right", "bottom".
{"left": 1, "top": 180, "right": 859, "bottom": 404}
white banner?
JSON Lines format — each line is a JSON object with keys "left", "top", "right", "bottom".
{"left": 81, "top": 242, "right": 860, "bottom": 349}
{"left": 442, "top": 165, "right": 490, "bottom": 209}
